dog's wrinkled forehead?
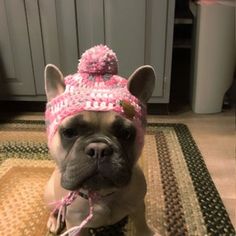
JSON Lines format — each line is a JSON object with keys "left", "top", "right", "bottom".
{"left": 59, "top": 111, "right": 135, "bottom": 138}
{"left": 60, "top": 111, "right": 121, "bottom": 132}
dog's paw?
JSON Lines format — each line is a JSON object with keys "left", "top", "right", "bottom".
{"left": 148, "top": 225, "right": 161, "bottom": 236}
{"left": 47, "top": 212, "right": 65, "bottom": 235}
{"left": 136, "top": 228, "right": 158, "bottom": 236}
{"left": 153, "top": 230, "right": 162, "bottom": 236}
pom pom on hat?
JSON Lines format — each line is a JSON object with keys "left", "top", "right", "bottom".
{"left": 78, "top": 45, "right": 118, "bottom": 75}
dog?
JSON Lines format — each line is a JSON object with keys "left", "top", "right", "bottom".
{"left": 44, "top": 45, "right": 157, "bottom": 236}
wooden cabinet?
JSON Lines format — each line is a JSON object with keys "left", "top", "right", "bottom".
{"left": 0, "top": 0, "right": 175, "bottom": 103}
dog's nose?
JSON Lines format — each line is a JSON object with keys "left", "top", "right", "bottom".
{"left": 85, "top": 143, "right": 113, "bottom": 159}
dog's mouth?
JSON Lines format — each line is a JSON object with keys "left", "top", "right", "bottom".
{"left": 61, "top": 161, "right": 132, "bottom": 192}
{"left": 81, "top": 171, "right": 119, "bottom": 191}
{"left": 61, "top": 169, "right": 129, "bottom": 192}
{"left": 77, "top": 187, "right": 117, "bottom": 200}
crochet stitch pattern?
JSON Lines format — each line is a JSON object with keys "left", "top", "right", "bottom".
{"left": 45, "top": 45, "right": 145, "bottom": 144}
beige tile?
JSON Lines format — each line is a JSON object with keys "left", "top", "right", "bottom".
{"left": 222, "top": 198, "right": 236, "bottom": 229}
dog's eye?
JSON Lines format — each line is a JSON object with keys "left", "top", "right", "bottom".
{"left": 117, "top": 127, "right": 135, "bottom": 140}
{"left": 111, "top": 117, "right": 136, "bottom": 141}
{"left": 120, "top": 129, "right": 131, "bottom": 139}
{"left": 61, "top": 128, "right": 78, "bottom": 139}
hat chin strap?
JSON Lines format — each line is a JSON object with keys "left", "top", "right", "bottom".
{"left": 78, "top": 188, "right": 116, "bottom": 200}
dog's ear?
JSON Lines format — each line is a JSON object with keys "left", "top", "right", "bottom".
{"left": 127, "top": 65, "right": 156, "bottom": 103}
{"left": 45, "top": 64, "right": 65, "bottom": 101}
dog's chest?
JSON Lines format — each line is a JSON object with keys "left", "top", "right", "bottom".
{"left": 67, "top": 196, "right": 132, "bottom": 228}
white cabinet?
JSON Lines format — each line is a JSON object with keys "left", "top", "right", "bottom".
{"left": 0, "top": 0, "right": 175, "bottom": 103}
{"left": 0, "top": 0, "right": 36, "bottom": 95}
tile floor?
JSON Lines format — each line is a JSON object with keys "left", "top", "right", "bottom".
{"left": 4, "top": 108, "right": 236, "bottom": 229}
{"left": 148, "top": 108, "right": 236, "bottom": 229}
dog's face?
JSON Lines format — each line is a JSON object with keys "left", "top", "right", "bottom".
{"left": 50, "top": 111, "right": 140, "bottom": 191}
{"left": 45, "top": 64, "right": 155, "bottom": 192}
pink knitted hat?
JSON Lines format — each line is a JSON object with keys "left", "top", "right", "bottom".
{"left": 45, "top": 45, "right": 146, "bottom": 143}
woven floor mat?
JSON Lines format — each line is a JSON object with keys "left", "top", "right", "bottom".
{"left": 0, "top": 120, "right": 235, "bottom": 236}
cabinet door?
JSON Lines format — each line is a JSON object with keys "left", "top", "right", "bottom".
{"left": 25, "top": 0, "right": 45, "bottom": 95}
{"left": 104, "top": 0, "right": 146, "bottom": 78}
{"left": 0, "top": 0, "right": 36, "bottom": 96}
{"left": 146, "top": 0, "right": 170, "bottom": 101}
{"left": 38, "top": 0, "right": 78, "bottom": 76}
{"left": 76, "top": 0, "right": 105, "bottom": 54}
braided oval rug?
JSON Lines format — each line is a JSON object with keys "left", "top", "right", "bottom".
{"left": 0, "top": 120, "right": 235, "bottom": 236}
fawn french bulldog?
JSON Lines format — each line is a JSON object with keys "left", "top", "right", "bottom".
{"left": 44, "top": 45, "right": 158, "bottom": 236}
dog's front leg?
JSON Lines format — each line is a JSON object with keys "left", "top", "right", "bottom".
{"left": 65, "top": 208, "right": 91, "bottom": 236}
{"left": 130, "top": 201, "right": 159, "bottom": 236}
